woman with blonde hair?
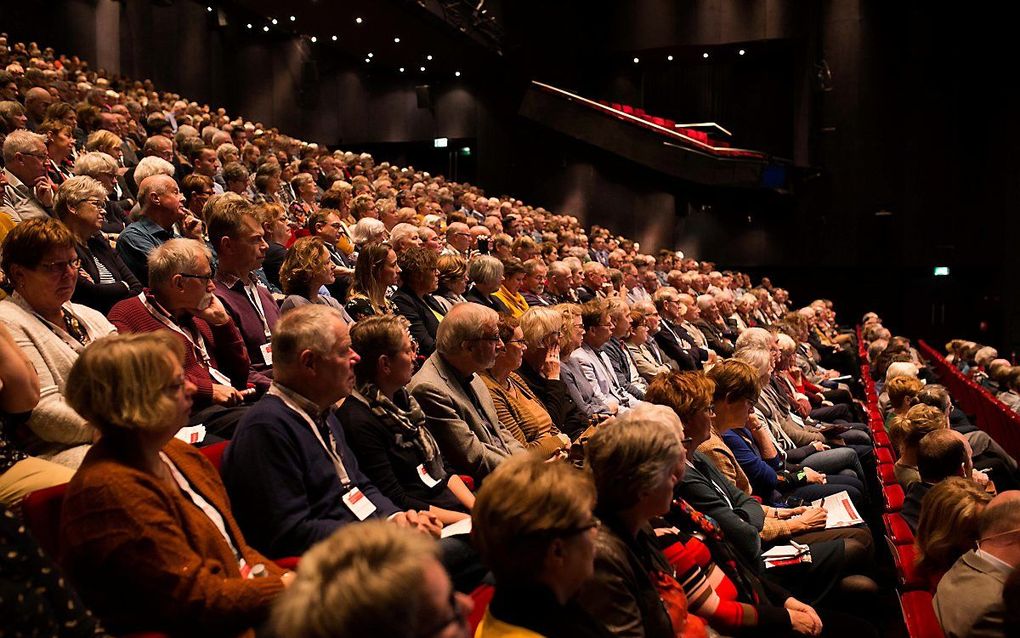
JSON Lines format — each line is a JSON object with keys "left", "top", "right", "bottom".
{"left": 473, "top": 454, "right": 612, "bottom": 637}
{"left": 60, "top": 332, "right": 291, "bottom": 636}
{"left": 345, "top": 242, "right": 399, "bottom": 321}
{"left": 890, "top": 403, "right": 947, "bottom": 487}
{"left": 278, "top": 236, "right": 348, "bottom": 317}
{"left": 434, "top": 253, "right": 469, "bottom": 312}
{"left": 915, "top": 476, "right": 992, "bottom": 587}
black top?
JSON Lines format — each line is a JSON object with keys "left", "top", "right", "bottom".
{"left": 464, "top": 287, "right": 510, "bottom": 314}
{"left": 488, "top": 583, "right": 614, "bottom": 638}
{"left": 72, "top": 233, "right": 144, "bottom": 315}
{"left": 262, "top": 241, "right": 287, "bottom": 290}
{"left": 390, "top": 286, "right": 444, "bottom": 358}
{"left": 517, "top": 360, "right": 589, "bottom": 439}
{"left": 336, "top": 393, "right": 464, "bottom": 512}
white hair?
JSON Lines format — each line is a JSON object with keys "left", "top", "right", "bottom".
{"left": 73, "top": 151, "right": 119, "bottom": 178}
{"left": 133, "top": 156, "right": 175, "bottom": 185}
{"left": 350, "top": 217, "right": 387, "bottom": 245}
{"left": 885, "top": 361, "right": 919, "bottom": 384}
{"left": 2, "top": 129, "right": 46, "bottom": 163}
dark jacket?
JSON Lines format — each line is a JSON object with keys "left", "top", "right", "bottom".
{"left": 335, "top": 393, "right": 463, "bottom": 512}
{"left": 72, "top": 233, "right": 143, "bottom": 314}
{"left": 390, "top": 286, "right": 444, "bottom": 358}
{"left": 654, "top": 320, "right": 702, "bottom": 371}
{"left": 465, "top": 287, "right": 510, "bottom": 314}
{"left": 517, "top": 360, "right": 590, "bottom": 439}
{"left": 484, "top": 583, "right": 614, "bottom": 638}
{"left": 694, "top": 318, "right": 735, "bottom": 357}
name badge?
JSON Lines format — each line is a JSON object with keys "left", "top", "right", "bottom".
{"left": 416, "top": 464, "right": 440, "bottom": 488}
{"left": 209, "top": 366, "right": 232, "bottom": 386}
{"left": 260, "top": 342, "right": 273, "bottom": 366}
{"left": 342, "top": 486, "right": 377, "bottom": 521}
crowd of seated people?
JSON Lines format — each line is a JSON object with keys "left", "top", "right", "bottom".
{"left": 0, "top": 33, "right": 1017, "bottom": 638}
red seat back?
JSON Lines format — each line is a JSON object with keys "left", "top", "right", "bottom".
{"left": 467, "top": 584, "right": 495, "bottom": 633}
{"left": 21, "top": 482, "right": 69, "bottom": 559}
{"left": 199, "top": 441, "right": 228, "bottom": 472}
{"left": 899, "top": 591, "right": 945, "bottom": 638}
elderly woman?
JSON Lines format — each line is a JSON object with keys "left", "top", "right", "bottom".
{"left": 0, "top": 101, "right": 27, "bottom": 146}
{"left": 60, "top": 332, "right": 291, "bottom": 636}
{"left": 481, "top": 314, "right": 571, "bottom": 457}
{"left": 435, "top": 253, "right": 469, "bottom": 312}
{"left": 346, "top": 242, "right": 399, "bottom": 322}
{"left": 337, "top": 315, "right": 474, "bottom": 524}
{"left": 625, "top": 309, "right": 672, "bottom": 383}
{"left": 391, "top": 246, "right": 445, "bottom": 359}
{"left": 350, "top": 216, "right": 388, "bottom": 248}
{"left": 493, "top": 257, "right": 530, "bottom": 317}
{"left": 278, "top": 236, "right": 348, "bottom": 316}
{"left": 272, "top": 521, "right": 471, "bottom": 638}
{"left": 85, "top": 129, "right": 124, "bottom": 165}
{"left": 73, "top": 150, "right": 130, "bottom": 232}
{"left": 915, "top": 476, "right": 993, "bottom": 588}
{"left": 0, "top": 219, "right": 117, "bottom": 467}
{"left": 38, "top": 120, "right": 75, "bottom": 185}
{"left": 576, "top": 406, "right": 704, "bottom": 638}
{"left": 473, "top": 454, "right": 612, "bottom": 637}
{"left": 288, "top": 172, "right": 318, "bottom": 225}
{"left": 54, "top": 175, "right": 142, "bottom": 313}
{"left": 465, "top": 255, "right": 510, "bottom": 313}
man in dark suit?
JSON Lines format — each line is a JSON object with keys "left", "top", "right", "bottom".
{"left": 576, "top": 261, "right": 608, "bottom": 303}
{"left": 521, "top": 259, "right": 555, "bottom": 307}
{"left": 694, "top": 294, "right": 736, "bottom": 356}
{"left": 903, "top": 428, "right": 979, "bottom": 532}
{"left": 652, "top": 288, "right": 705, "bottom": 370}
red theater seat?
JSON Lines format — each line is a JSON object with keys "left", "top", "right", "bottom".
{"left": 200, "top": 441, "right": 228, "bottom": 471}
{"left": 877, "top": 462, "right": 897, "bottom": 486}
{"left": 21, "top": 482, "right": 68, "bottom": 559}
{"left": 883, "top": 512, "right": 915, "bottom": 545}
{"left": 899, "top": 591, "right": 944, "bottom": 638}
{"left": 883, "top": 483, "right": 905, "bottom": 512}
{"left": 876, "top": 447, "right": 895, "bottom": 464}
{"left": 468, "top": 584, "right": 495, "bottom": 633}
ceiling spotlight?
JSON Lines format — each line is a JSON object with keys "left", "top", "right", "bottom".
{"left": 667, "top": 55, "right": 673, "bottom": 61}
{"left": 455, "top": 71, "right": 461, "bottom": 77}
{"left": 367, "top": 52, "right": 374, "bottom": 58}
{"left": 332, "top": 35, "right": 338, "bottom": 41}
{"left": 420, "top": 66, "right": 426, "bottom": 72}
{"left": 394, "top": 37, "right": 401, "bottom": 43}
{"left": 206, "top": 6, "right": 213, "bottom": 12}
{"left": 702, "top": 52, "right": 709, "bottom": 59}
{"left": 738, "top": 49, "right": 746, "bottom": 56}
{"left": 427, "top": 54, "right": 433, "bottom": 61}
{"left": 310, "top": 36, "right": 317, "bottom": 43}
{"left": 633, "top": 57, "right": 639, "bottom": 64}
{"left": 399, "top": 67, "right": 405, "bottom": 72}
{"left": 263, "top": 25, "right": 269, "bottom": 32}
{"left": 289, "top": 15, "right": 296, "bottom": 21}
{"left": 364, "top": 58, "right": 371, "bottom": 63}
{"left": 246, "top": 23, "right": 252, "bottom": 29}
{"left": 271, "top": 18, "right": 278, "bottom": 25}
{"left": 355, "top": 17, "right": 363, "bottom": 24}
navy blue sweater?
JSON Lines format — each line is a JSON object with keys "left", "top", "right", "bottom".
{"left": 222, "top": 394, "right": 401, "bottom": 558}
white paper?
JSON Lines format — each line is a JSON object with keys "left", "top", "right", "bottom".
{"left": 174, "top": 424, "right": 206, "bottom": 445}
{"left": 810, "top": 490, "right": 864, "bottom": 529}
{"left": 440, "top": 517, "right": 472, "bottom": 538}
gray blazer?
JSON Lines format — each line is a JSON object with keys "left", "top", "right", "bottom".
{"left": 561, "top": 357, "right": 612, "bottom": 418}
{"left": 408, "top": 353, "right": 524, "bottom": 480}
{"left": 3, "top": 168, "right": 51, "bottom": 223}
{"left": 934, "top": 549, "right": 1009, "bottom": 638}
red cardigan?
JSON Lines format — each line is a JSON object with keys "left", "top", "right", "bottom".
{"left": 108, "top": 293, "right": 257, "bottom": 408}
{"left": 60, "top": 438, "right": 285, "bottom": 637}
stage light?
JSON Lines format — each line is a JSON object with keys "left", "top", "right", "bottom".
{"left": 206, "top": 6, "right": 213, "bottom": 12}
{"left": 455, "top": 71, "right": 461, "bottom": 77}
{"left": 667, "top": 55, "right": 673, "bottom": 61}
{"left": 263, "top": 25, "right": 269, "bottom": 32}
{"left": 420, "top": 66, "right": 426, "bottom": 72}
{"left": 365, "top": 58, "right": 371, "bottom": 63}
{"left": 394, "top": 37, "right": 401, "bottom": 43}
{"left": 367, "top": 52, "right": 374, "bottom": 57}
{"left": 633, "top": 57, "right": 639, "bottom": 64}
{"left": 310, "top": 36, "right": 317, "bottom": 43}
{"left": 739, "top": 49, "right": 746, "bottom": 56}
{"left": 332, "top": 35, "right": 338, "bottom": 41}
{"left": 399, "top": 67, "right": 405, "bottom": 72}
{"left": 427, "top": 55, "right": 433, "bottom": 61}
{"left": 246, "top": 23, "right": 252, "bottom": 29}
{"left": 289, "top": 15, "right": 296, "bottom": 22}
{"left": 355, "top": 17, "right": 363, "bottom": 24}
{"left": 702, "top": 52, "right": 709, "bottom": 59}
{"left": 271, "top": 18, "right": 278, "bottom": 25}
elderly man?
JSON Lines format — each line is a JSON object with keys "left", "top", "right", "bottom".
{"left": 900, "top": 429, "right": 980, "bottom": 532}
{"left": 206, "top": 199, "right": 280, "bottom": 373}
{"left": 631, "top": 300, "right": 679, "bottom": 376}
{"left": 576, "top": 261, "right": 608, "bottom": 303}
{"left": 935, "top": 491, "right": 1020, "bottom": 637}
{"left": 694, "top": 294, "right": 736, "bottom": 356}
{"left": 409, "top": 303, "right": 525, "bottom": 481}
{"left": 442, "top": 221, "right": 472, "bottom": 258}
{"left": 3, "top": 130, "right": 53, "bottom": 221}
{"left": 520, "top": 258, "right": 554, "bottom": 307}
{"left": 108, "top": 239, "right": 266, "bottom": 437}
{"left": 223, "top": 305, "right": 445, "bottom": 558}
{"left": 23, "top": 86, "right": 53, "bottom": 131}
{"left": 623, "top": 263, "right": 650, "bottom": 304}
{"left": 116, "top": 174, "right": 200, "bottom": 284}
{"left": 653, "top": 287, "right": 706, "bottom": 371}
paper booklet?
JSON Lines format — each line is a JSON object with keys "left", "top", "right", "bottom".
{"left": 810, "top": 490, "right": 864, "bottom": 529}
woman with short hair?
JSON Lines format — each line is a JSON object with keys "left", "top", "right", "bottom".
{"left": 73, "top": 150, "right": 130, "bottom": 232}
{"left": 391, "top": 246, "right": 445, "bottom": 358}
{"left": 53, "top": 175, "right": 142, "bottom": 313}
{"left": 493, "top": 257, "right": 530, "bottom": 317}
{"left": 465, "top": 255, "right": 509, "bottom": 313}
{"left": 278, "top": 236, "right": 348, "bottom": 317}
{"left": 434, "top": 253, "right": 469, "bottom": 312}
{"left": 345, "top": 242, "right": 399, "bottom": 322}
{"left": 915, "top": 476, "right": 992, "bottom": 587}
{"left": 337, "top": 315, "right": 474, "bottom": 524}
{"left": 60, "top": 332, "right": 291, "bottom": 636}
{"left": 481, "top": 314, "right": 570, "bottom": 457}
{"left": 37, "top": 119, "right": 75, "bottom": 185}
{"left": 473, "top": 454, "right": 613, "bottom": 637}
{"left": 0, "top": 218, "right": 117, "bottom": 468}
{"left": 625, "top": 310, "right": 671, "bottom": 383}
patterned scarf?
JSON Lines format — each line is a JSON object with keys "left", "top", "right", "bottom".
{"left": 354, "top": 383, "right": 446, "bottom": 482}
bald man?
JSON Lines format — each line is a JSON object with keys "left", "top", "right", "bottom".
{"left": 935, "top": 491, "right": 1020, "bottom": 637}
{"left": 116, "top": 175, "right": 201, "bottom": 284}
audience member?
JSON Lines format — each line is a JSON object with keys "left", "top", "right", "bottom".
{"left": 915, "top": 477, "right": 992, "bottom": 587}
{"left": 465, "top": 254, "right": 510, "bottom": 313}
{"left": 391, "top": 246, "right": 445, "bottom": 358}
{"left": 346, "top": 242, "right": 398, "bottom": 321}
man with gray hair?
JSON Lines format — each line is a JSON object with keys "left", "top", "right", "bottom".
{"left": 935, "top": 490, "right": 1020, "bottom": 637}
{"left": 694, "top": 293, "right": 735, "bottom": 356}
{"left": 2, "top": 129, "right": 53, "bottom": 221}
{"left": 116, "top": 174, "right": 200, "bottom": 284}
{"left": 409, "top": 302, "right": 525, "bottom": 481}
{"left": 545, "top": 260, "right": 577, "bottom": 304}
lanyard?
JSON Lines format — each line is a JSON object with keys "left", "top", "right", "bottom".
{"left": 30, "top": 308, "right": 90, "bottom": 352}
{"left": 689, "top": 460, "right": 733, "bottom": 509}
{"left": 138, "top": 293, "right": 213, "bottom": 367}
{"left": 243, "top": 282, "right": 273, "bottom": 339}
{"left": 268, "top": 385, "right": 351, "bottom": 488}
{"left": 161, "top": 451, "right": 243, "bottom": 563}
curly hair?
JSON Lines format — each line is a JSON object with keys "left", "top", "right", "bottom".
{"left": 280, "top": 236, "right": 331, "bottom": 296}
{"left": 396, "top": 246, "right": 437, "bottom": 291}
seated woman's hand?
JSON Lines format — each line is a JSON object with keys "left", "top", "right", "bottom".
{"left": 793, "top": 507, "right": 827, "bottom": 532}
{"left": 785, "top": 598, "right": 823, "bottom": 636}
{"left": 804, "top": 467, "right": 827, "bottom": 484}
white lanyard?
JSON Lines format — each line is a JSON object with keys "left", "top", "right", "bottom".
{"left": 243, "top": 282, "right": 273, "bottom": 339}
{"left": 160, "top": 452, "right": 243, "bottom": 564}
{"left": 688, "top": 460, "right": 733, "bottom": 509}
{"left": 267, "top": 385, "right": 351, "bottom": 488}
{"left": 138, "top": 293, "right": 232, "bottom": 385}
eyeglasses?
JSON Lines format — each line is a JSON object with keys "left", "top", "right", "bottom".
{"left": 508, "top": 338, "right": 527, "bottom": 346}
{"left": 18, "top": 150, "right": 48, "bottom": 161}
{"left": 83, "top": 198, "right": 107, "bottom": 208}
{"left": 179, "top": 271, "right": 215, "bottom": 281}
{"left": 34, "top": 257, "right": 81, "bottom": 275}
{"left": 417, "top": 590, "right": 467, "bottom": 638}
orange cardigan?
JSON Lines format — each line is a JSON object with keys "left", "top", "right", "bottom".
{"left": 60, "top": 438, "right": 285, "bottom": 637}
